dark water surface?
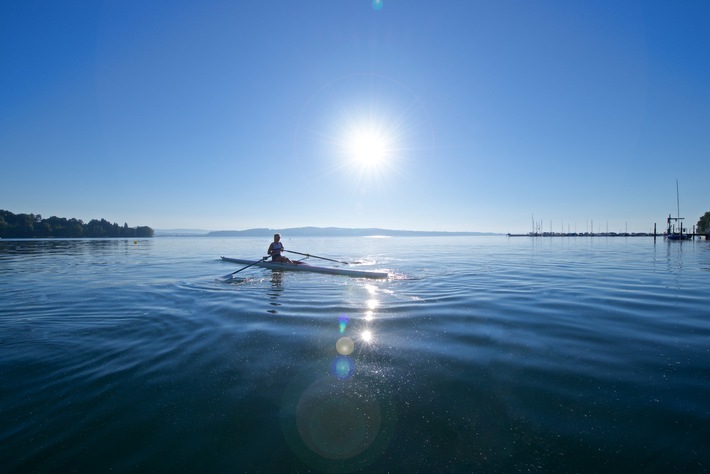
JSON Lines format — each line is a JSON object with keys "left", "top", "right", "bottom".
{"left": 1, "top": 236, "right": 709, "bottom": 472}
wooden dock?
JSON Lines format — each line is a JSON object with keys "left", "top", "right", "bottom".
{"left": 507, "top": 232, "right": 707, "bottom": 239}
{"left": 509, "top": 220, "right": 708, "bottom": 239}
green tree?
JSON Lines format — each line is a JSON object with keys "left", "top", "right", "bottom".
{"left": 16, "top": 213, "right": 35, "bottom": 237}
{"left": 135, "top": 226, "right": 154, "bottom": 237}
{"left": 698, "top": 211, "right": 710, "bottom": 234}
{"left": 0, "top": 210, "right": 153, "bottom": 238}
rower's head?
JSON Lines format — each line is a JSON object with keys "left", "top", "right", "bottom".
{"left": 274, "top": 233, "right": 281, "bottom": 241}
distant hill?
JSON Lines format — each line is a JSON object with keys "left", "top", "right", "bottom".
{"left": 204, "top": 227, "right": 499, "bottom": 237}
{"left": 154, "top": 229, "right": 211, "bottom": 237}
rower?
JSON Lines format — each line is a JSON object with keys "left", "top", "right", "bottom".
{"left": 267, "top": 233, "right": 293, "bottom": 263}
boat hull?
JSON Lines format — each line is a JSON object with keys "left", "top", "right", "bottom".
{"left": 221, "top": 257, "right": 388, "bottom": 279}
{"left": 666, "top": 234, "right": 692, "bottom": 241}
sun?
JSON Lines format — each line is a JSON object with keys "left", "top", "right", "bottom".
{"left": 336, "top": 117, "right": 399, "bottom": 185}
{"left": 348, "top": 129, "right": 388, "bottom": 167}
{"left": 293, "top": 73, "right": 435, "bottom": 190}
{"left": 344, "top": 124, "right": 393, "bottom": 171}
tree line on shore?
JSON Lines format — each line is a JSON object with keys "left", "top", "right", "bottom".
{"left": 0, "top": 210, "right": 154, "bottom": 238}
{"left": 698, "top": 212, "right": 710, "bottom": 235}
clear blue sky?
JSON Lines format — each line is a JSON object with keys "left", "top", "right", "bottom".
{"left": 2, "top": 1, "right": 708, "bottom": 234}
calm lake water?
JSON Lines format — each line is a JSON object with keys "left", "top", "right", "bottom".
{"left": 1, "top": 236, "right": 709, "bottom": 472}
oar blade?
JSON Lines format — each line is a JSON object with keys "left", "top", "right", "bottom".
{"left": 221, "top": 275, "right": 246, "bottom": 283}
{"left": 219, "top": 257, "right": 267, "bottom": 281}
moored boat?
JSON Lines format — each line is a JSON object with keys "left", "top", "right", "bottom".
{"left": 221, "top": 256, "right": 389, "bottom": 279}
{"left": 665, "top": 180, "right": 693, "bottom": 241}
{"left": 666, "top": 231, "right": 692, "bottom": 241}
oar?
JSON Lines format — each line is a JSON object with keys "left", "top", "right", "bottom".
{"left": 220, "top": 257, "right": 267, "bottom": 281}
{"left": 284, "top": 250, "right": 355, "bottom": 265}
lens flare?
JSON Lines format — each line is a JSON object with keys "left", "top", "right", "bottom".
{"left": 361, "top": 330, "right": 373, "bottom": 343}
{"left": 333, "top": 356, "right": 355, "bottom": 380}
{"left": 336, "top": 336, "right": 355, "bottom": 356}
{"left": 339, "top": 314, "right": 349, "bottom": 333}
{"left": 280, "top": 364, "right": 398, "bottom": 471}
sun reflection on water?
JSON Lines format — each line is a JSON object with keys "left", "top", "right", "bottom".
{"left": 280, "top": 288, "right": 393, "bottom": 471}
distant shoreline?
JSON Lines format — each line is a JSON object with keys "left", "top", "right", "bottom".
{"left": 155, "top": 227, "right": 502, "bottom": 238}
{"left": 507, "top": 232, "right": 656, "bottom": 237}
{"left": 508, "top": 232, "right": 707, "bottom": 238}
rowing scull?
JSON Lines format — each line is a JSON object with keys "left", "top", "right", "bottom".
{"left": 220, "top": 257, "right": 388, "bottom": 279}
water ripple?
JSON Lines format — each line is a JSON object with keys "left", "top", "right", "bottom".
{"left": 2, "top": 237, "right": 710, "bottom": 471}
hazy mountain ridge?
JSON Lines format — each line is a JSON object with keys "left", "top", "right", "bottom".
{"left": 201, "top": 227, "right": 499, "bottom": 237}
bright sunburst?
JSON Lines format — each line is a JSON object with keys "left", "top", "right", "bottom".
{"left": 346, "top": 127, "right": 391, "bottom": 169}
{"left": 293, "top": 73, "right": 435, "bottom": 191}
{"left": 339, "top": 118, "right": 398, "bottom": 178}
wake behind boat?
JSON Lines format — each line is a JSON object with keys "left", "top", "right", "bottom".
{"left": 220, "top": 256, "right": 389, "bottom": 279}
